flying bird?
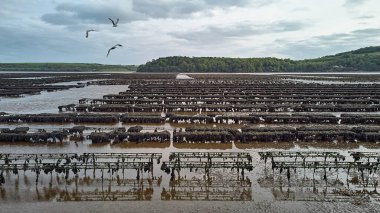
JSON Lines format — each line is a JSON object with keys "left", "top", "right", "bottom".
{"left": 85, "top": 29, "right": 96, "bottom": 38}
{"left": 108, "top": 18, "right": 119, "bottom": 27}
{"left": 107, "top": 44, "right": 123, "bottom": 57}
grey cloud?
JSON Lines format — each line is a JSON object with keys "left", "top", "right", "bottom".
{"left": 42, "top": 0, "right": 274, "bottom": 27}
{"left": 275, "top": 21, "right": 305, "bottom": 31}
{"left": 344, "top": 0, "right": 368, "bottom": 7}
{"left": 303, "top": 28, "right": 380, "bottom": 44}
{"left": 132, "top": 0, "right": 202, "bottom": 19}
{"left": 204, "top": 0, "right": 250, "bottom": 6}
{"left": 171, "top": 24, "right": 254, "bottom": 43}
{"left": 132, "top": 0, "right": 273, "bottom": 18}
{"left": 204, "top": 0, "right": 271, "bottom": 7}
{"left": 5, "top": 22, "right": 108, "bottom": 62}
{"left": 314, "top": 33, "right": 354, "bottom": 43}
{"left": 277, "top": 27, "right": 380, "bottom": 59}
{"left": 42, "top": 2, "right": 145, "bottom": 27}
{"left": 351, "top": 28, "right": 380, "bottom": 36}
{"left": 356, "top": 15, "right": 375, "bottom": 19}
{"left": 41, "top": 13, "right": 78, "bottom": 26}
{"left": 171, "top": 21, "right": 306, "bottom": 44}
{"left": 0, "top": 26, "right": 83, "bottom": 62}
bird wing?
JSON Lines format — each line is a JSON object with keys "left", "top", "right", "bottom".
{"left": 115, "top": 18, "right": 119, "bottom": 24}
{"left": 107, "top": 48, "right": 112, "bottom": 57}
{"left": 108, "top": 18, "right": 115, "bottom": 25}
{"left": 85, "top": 30, "right": 96, "bottom": 38}
{"left": 116, "top": 44, "right": 123, "bottom": 47}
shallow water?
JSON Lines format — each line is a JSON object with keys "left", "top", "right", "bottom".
{"left": 0, "top": 84, "right": 129, "bottom": 114}
{"left": 1, "top": 73, "right": 380, "bottom": 212}
{"left": 183, "top": 72, "right": 380, "bottom": 75}
{"left": 287, "top": 78, "right": 380, "bottom": 84}
{"left": 0, "top": 141, "right": 379, "bottom": 213}
{"left": 48, "top": 80, "right": 89, "bottom": 86}
{"left": 4, "top": 77, "right": 55, "bottom": 80}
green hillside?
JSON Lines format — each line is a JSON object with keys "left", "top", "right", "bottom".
{"left": 137, "top": 46, "right": 380, "bottom": 72}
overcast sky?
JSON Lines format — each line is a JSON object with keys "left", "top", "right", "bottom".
{"left": 0, "top": 0, "right": 379, "bottom": 64}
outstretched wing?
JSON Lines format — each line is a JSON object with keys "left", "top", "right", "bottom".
{"left": 85, "top": 30, "right": 95, "bottom": 38}
{"left": 115, "top": 18, "right": 119, "bottom": 24}
{"left": 107, "top": 48, "right": 112, "bottom": 57}
{"left": 108, "top": 18, "right": 115, "bottom": 25}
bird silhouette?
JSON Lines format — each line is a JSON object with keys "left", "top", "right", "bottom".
{"left": 85, "top": 29, "right": 96, "bottom": 38}
{"left": 107, "top": 44, "right": 123, "bottom": 57}
{"left": 108, "top": 18, "right": 119, "bottom": 27}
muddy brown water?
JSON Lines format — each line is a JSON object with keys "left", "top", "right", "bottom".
{"left": 0, "top": 75, "right": 380, "bottom": 213}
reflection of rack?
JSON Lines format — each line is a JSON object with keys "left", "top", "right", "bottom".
{"left": 271, "top": 187, "right": 380, "bottom": 202}
{"left": 0, "top": 175, "right": 160, "bottom": 202}
{"left": 260, "top": 172, "right": 380, "bottom": 202}
{"left": 162, "top": 178, "right": 251, "bottom": 201}
{"left": 58, "top": 178, "right": 157, "bottom": 201}
{"left": 259, "top": 176, "right": 379, "bottom": 188}
{"left": 272, "top": 161, "right": 380, "bottom": 170}
{"left": 169, "top": 178, "right": 251, "bottom": 188}
{"left": 161, "top": 151, "right": 254, "bottom": 201}
{"left": 259, "top": 151, "right": 380, "bottom": 203}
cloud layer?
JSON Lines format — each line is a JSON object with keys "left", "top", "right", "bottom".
{"left": 41, "top": 0, "right": 256, "bottom": 27}
{"left": 170, "top": 21, "right": 306, "bottom": 45}
{"left": 0, "top": 0, "right": 379, "bottom": 64}
{"left": 344, "top": 0, "right": 369, "bottom": 7}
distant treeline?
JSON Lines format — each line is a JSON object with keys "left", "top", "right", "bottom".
{"left": 0, "top": 63, "right": 137, "bottom": 72}
{"left": 137, "top": 46, "right": 380, "bottom": 72}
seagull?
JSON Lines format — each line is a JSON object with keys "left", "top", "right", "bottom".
{"left": 107, "top": 44, "right": 123, "bottom": 57}
{"left": 85, "top": 29, "right": 96, "bottom": 38}
{"left": 108, "top": 18, "right": 119, "bottom": 27}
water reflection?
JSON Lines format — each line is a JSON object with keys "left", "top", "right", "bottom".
{"left": 113, "top": 142, "right": 170, "bottom": 149}
{"left": 0, "top": 175, "right": 158, "bottom": 202}
{"left": 173, "top": 143, "right": 232, "bottom": 149}
{"left": 56, "top": 178, "right": 157, "bottom": 201}
{"left": 162, "top": 176, "right": 251, "bottom": 201}
{"left": 258, "top": 151, "right": 380, "bottom": 203}
{"left": 1, "top": 150, "right": 380, "bottom": 204}
{"left": 0, "top": 152, "right": 161, "bottom": 202}
{"left": 286, "top": 78, "right": 380, "bottom": 85}
{"left": 0, "top": 85, "right": 129, "bottom": 114}
{"left": 160, "top": 152, "right": 253, "bottom": 201}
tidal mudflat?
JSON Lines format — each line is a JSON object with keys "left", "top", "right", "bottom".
{"left": 0, "top": 72, "right": 379, "bottom": 213}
